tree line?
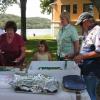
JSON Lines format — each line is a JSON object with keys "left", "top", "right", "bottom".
{"left": 0, "top": 0, "right": 99, "bottom": 41}
{"left": 0, "top": 14, "right": 51, "bottom": 29}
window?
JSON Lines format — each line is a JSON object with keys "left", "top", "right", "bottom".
{"left": 73, "top": 4, "right": 77, "bottom": 14}
{"left": 61, "top": 5, "right": 70, "bottom": 13}
{"left": 83, "top": 3, "right": 94, "bottom": 15}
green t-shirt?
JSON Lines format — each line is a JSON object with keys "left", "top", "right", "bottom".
{"left": 57, "top": 24, "right": 79, "bottom": 57}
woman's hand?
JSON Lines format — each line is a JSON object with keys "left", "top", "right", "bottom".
{"left": 14, "top": 57, "right": 21, "bottom": 63}
{"left": 64, "top": 54, "right": 74, "bottom": 60}
{"left": 0, "top": 49, "right": 4, "bottom": 54}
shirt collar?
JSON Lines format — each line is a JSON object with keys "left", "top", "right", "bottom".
{"left": 63, "top": 24, "right": 70, "bottom": 30}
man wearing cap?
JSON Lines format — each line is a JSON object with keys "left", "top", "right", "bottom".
{"left": 74, "top": 12, "right": 100, "bottom": 100}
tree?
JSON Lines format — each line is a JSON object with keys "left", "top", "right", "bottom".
{"left": 40, "top": 0, "right": 54, "bottom": 14}
{"left": 0, "top": 0, "right": 17, "bottom": 13}
{"left": 0, "top": 0, "right": 27, "bottom": 41}
{"left": 20, "top": 0, "right": 27, "bottom": 41}
{"left": 91, "top": 0, "right": 100, "bottom": 19}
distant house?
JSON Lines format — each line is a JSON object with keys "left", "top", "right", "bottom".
{"left": 50, "top": 0, "right": 100, "bottom": 38}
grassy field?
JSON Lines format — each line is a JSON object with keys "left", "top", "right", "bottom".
{"left": 25, "top": 39, "right": 57, "bottom": 65}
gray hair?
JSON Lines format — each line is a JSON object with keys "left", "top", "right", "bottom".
{"left": 60, "top": 11, "right": 70, "bottom": 23}
{"left": 88, "top": 17, "right": 96, "bottom": 24}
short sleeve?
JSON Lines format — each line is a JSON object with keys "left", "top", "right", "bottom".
{"left": 95, "top": 30, "right": 100, "bottom": 52}
{"left": 70, "top": 27, "right": 79, "bottom": 42}
{"left": 15, "top": 34, "right": 25, "bottom": 47}
{"left": 19, "top": 36, "right": 25, "bottom": 47}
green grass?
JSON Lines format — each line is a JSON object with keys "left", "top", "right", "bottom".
{"left": 25, "top": 39, "right": 57, "bottom": 64}
{"left": 24, "top": 25, "right": 82, "bottom": 66}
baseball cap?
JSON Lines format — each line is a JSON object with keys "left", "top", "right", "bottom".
{"left": 75, "top": 12, "right": 93, "bottom": 25}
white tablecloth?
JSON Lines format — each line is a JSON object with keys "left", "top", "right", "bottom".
{"left": 0, "top": 87, "right": 90, "bottom": 100}
{"left": 0, "top": 61, "right": 91, "bottom": 100}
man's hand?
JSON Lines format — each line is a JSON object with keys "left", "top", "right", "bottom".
{"left": 74, "top": 54, "right": 84, "bottom": 64}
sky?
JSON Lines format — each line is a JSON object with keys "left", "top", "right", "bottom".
{"left": 5, "top": 0, "right": 51, "bottom": 19}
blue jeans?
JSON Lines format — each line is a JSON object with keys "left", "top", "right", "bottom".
{"left": 83, "top": 74, "right": 99, "bottom": 100}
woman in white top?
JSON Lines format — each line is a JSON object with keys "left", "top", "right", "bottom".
{"left": 33, "top": 40, "right": 52, "bottom": 61}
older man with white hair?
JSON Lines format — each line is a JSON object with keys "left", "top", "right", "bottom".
{"left": 74, "top": 12, "right": 100, "bottom": 100}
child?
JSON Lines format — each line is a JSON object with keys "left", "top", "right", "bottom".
{"left": 33, "top": 40, "right": 52, "bottom": 61}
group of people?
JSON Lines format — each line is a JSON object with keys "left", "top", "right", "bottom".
{"left": 0, "top": 12, "right": 100, "bottom": 100}
{"left": 57, "top": 11, "right": 100, "bottom": 100}
{"left": 0, "top": 21, "right": 52, "bottom": 67}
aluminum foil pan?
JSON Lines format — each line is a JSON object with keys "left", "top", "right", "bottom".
{"left": 10, "top": 73, "right": 59, "bottom": 94}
